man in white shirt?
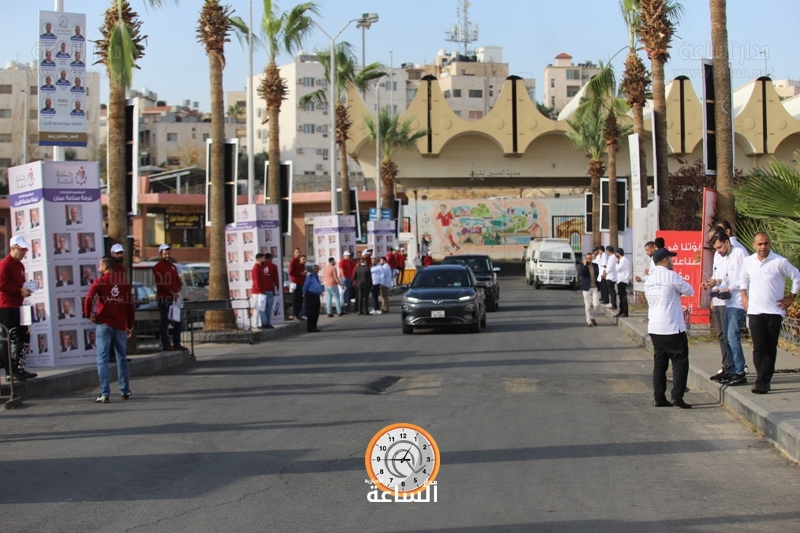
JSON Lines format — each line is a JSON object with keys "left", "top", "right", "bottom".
{"left": 603, "top": 246, "right": 618, "bottom": 310}
{"left": 594, "top": 246, "right": 608, "bottom": 304}
{"left": 643, "top": 241, "right": 656, "bottom": 275}
{"left": 716, "top": 220, "right": 748, "bottom": 254}
{"left": 740, "top": 232, "right": 800, "bottom": 394}
{"left": 706, "top": 228, "right": 730, "bottom": 381}
{"left": 369, "top": 259, "right": 385, "bottom": 315}
{"left": 644, "top": 247, "right": 695, "bottom": 408}
{"left": 703, "top": 230, "right": 749, "bottom": 385}
{"left": 615, "top": 248, "right": 632, "bottom": 317}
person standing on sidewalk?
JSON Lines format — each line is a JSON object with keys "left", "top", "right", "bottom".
{"left": 705, "top": 228, "right": 730, "bottom": 381}
{"left": 580, "top": 252, "right": 599, "bottom": 327}
{"left": 379, "top": 256, "right": 393, "bottom": 313}
{"left": 153, "top": 244, "right": 183, "bottom": 351}
{"left": 85, "top": 256, "right": 134, "bottom": 403}
{"left": 323, "top": 257, "right": 343, "bottom": 317}
{"left": 413, "top": 251, "right": 423, "bottom": 271}
{"left": 594, "top": 246, "right": 608, "bottom": 304}
{"left": 302, "top": 264, "right": 323, "bottom": 332}
{"left": 704, "top": 230, "right": 749, "bottom": 386}
{"left": 644, "top": 247, "right": 695, "bottom": 409}
{"left": 260, "top": 253, "right": 280, "bottom": 329}
{"left": 423, "top": 252, "right": 434, "bottom": 267}
{"left": 603, "top": 246, "right": 618, "bottom": 310}
{"left": 740, "top": 232, "right": 800, "bottom": 394}
{"left": 0, "top": 236, "right": 37, "bottom": 381}
{"left": 643, "top": 241, "right": 655, "bottom": 275}
{"left": 615, "top": 248, "right": 631, "bottom": 318}
{"left": 369, "top": 257, "right": 384, "bottom": 315}
{"left": 353, "top": 257, "right": 373, "bottom": 315}
{"left": 251, "top": 253, "right": 266, "bottom": 325}
{"left": 338, "top": 251, "right": 354, "bottom": 312}
{"left": 288, "top": 249, "right": 306, "bottom": 320}
{"left": 397, "top": 248, "right": 407, "bottom": 286}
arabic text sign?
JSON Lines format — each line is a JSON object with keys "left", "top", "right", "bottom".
{"left": 366, "top": 481, "right": 438, "bottom": 503}
{"left": 38, "top": 10, "right": 87, "bottom": 147}
{"left": 657, "top": 230, "right": 708, "bottom": 323}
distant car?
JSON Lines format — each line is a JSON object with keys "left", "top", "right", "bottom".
{"left": 132, "top": 262, "right": 209, "bottom": 301}
{"left": 185, "top": 262, "right": 209, "bottom": 287}
{"left": 401, "top": 265, "right": 486, "bottom": 334}
{"left": 132, "top": 282, "right": 160, "bottom": 334}
{"left": 440, "top": 254, "right": 500, "bottom": 311}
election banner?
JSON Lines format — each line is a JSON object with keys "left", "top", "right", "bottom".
{"left": 367, "top": 220, "right": 396, "bottom": 259}
{"left": 38, "top": 10, "right": 87, "bottom": 147}
{"left": 312, "top": 215, "right": 357, "bottom": 265}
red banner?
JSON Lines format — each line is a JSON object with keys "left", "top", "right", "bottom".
{"left": 656, "top": 230, "right": 709, "bottom": 324}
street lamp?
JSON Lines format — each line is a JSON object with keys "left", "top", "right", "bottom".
{"left": 313, "top": 13, "right": 379, "bottom": 215}
{"left": 356, "top": 13, "right": 379, "bottom": 70}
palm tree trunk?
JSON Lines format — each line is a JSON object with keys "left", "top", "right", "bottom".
{"left": 632, "top": 104, "right": 649, "bottom": 208}
{"left": 107, "top": 79, "right": 127, "bottom": 251}
{"left": 207, "top": 50, "right": 233, "bottom": 329}
{"left": 711, "top": 0, "right": 735, "bottom": 228}
{"left": 381, "top": 159, "right": 396, "bottom": 211}
{"left": 651, "top": 59, "right": 671, "bottom": 228}
{"left": 591, "top": 174, "right": 601, "bottom": 247}
{"left": 608, "top": 148, "right": 618, "bottom": 247}
{"left": 266, "top": 61, "right": 281, "bottom": 205}
{"left": 339, "top": 139, "right": 350, "bottom": 215}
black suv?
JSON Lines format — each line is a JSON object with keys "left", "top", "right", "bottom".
{"left": 440, "top": 254, "right": 500, "bottom": 311}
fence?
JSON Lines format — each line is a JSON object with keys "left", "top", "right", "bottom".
{"left": 781, "top": 316, "right": 800, "bottom": 346}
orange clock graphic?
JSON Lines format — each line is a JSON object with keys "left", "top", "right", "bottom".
{"left": 365, "top": 423, "right": 440, "bottom": 496}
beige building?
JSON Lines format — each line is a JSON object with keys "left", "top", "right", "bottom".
{"left": 0, "top": 61, "right": 100, "bottom": 175}
{"left": 773, "top": 79, "right": 800, "bottom": 99}
{"left": 543, "top": 53, "right": 601, "bottom": 113}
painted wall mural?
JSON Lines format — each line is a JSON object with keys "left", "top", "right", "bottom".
{"left": 413, "top": 196, "right": 585, "bottom": 260}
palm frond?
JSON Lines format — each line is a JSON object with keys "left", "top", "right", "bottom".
{"left": 229, "top": 15, "right": 262, "bottom": 51}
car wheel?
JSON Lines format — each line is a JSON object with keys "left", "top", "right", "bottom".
{"left": 534, "top": 276, "right": 541, "bottom": 290}
{"left": 470, "top": 318, "right": 481, "bottom": 333}
{"left": 402, "top": 324, "right": 413, "bottom": 334}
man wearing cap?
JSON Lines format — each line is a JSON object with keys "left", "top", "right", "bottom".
{"left": 288, "top": 248, "right": 306, "bottom": 320}
{"left": 251, "top": 253, "right": 268, "bottom": 326}
{"left": 644, "top": 247, "right": 695, "bottom": 408}
{"left": 338, "top": 251, "right": 354, "bottom": 311}
{"left": 0, "top": 236, "right": 37, "bottom": 381}
{"left": 256, "top": 253, "right": 279, "bottom": 329}
{"left": 615, "top": 248, "right": 631, "bottom": 318}
{"left": 153, "top": 244, "right": 184, "bottom": 351}
{"left": 85, "top": 256, "right": 134, "bottom": 403}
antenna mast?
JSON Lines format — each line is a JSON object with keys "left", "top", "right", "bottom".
{"left": 444, "top": 0, "right": 479, "bottom": 56}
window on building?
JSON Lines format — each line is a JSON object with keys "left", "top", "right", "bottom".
{"left": 303, "top": 77, "right": 315, "bottom": 87}
{"left": 257, "top": 108, "right": 262, "bottom": 118}
{"left": 303, "top": 124, "right": 315, "bottom": 134}
{"left": 166, "top": 157, "right": 180, "bottom": 166}
{"left": 202, "top": 133, "right": 209, "bottom": 142}
{"left": 256, "top": 130, "right": 262, "bottom": 139}
{"left": 453, "top": 89, "right": 462, "bottom": 98}
{"left": 322, "top": 125, "right": 329, "bottom": 137}
{"left": 551, "top": 96, "right": 555, "bottom": 107}
{"left": 468, "top": 111, "right": 484, "bottom": 120}
{"left": 236, "top": 100, "right": 246, "bottom": 107}
{"left": 167, "top": 133, "right": 178, "bottom": 142}
{"left": 468, "top": 89, "right": 483, "bottom": 98}
{"left": 566, "top": 86, "right": 580, "bottom": 97}
{"left": 443, "top": 90, "right": 451, "bottom": 98}
{"left": 29, "top": 86, "right": 38, "bottom": 95}
{"left": 0, "top": 85, "right": 11, "bottom": 94}
{"left": 550, "top": 78, "right": 555, "bottom": 88}
{"left": 0, "top": 134, "right": 11, "bottom": 143}
{"left": 322, "top": 148, "right": 329, "bottom": 160}
{"left": 384, "top": 81, "right": 397, "bottom": 91}
{"left": 304, "top": 101, "right": 315, "bottom": 111}
{"left": 489, "top": 89, "right": 493, "bottom": 97}
{"left": 0, "top": 109, "right": 11, "bottom": 118}
{"left": 408, "top": 71, "right": 422, "bottom": 80}
{"left": 0, "top": 158, "right": 11, "bottom": 168}
{"left": 192, "top": 133, "right": 196, "bottom": 139}
{"left": 566, "top": 69, "right": 580, "bottom": 80}
{"left": 582, "top": 74, "right": 590, "bottom": 80}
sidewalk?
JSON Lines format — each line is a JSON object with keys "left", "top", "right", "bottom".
{"left": 0, "top": 320, "right": 306, "bottom": 403}
{"left": 601, "top": 304, "right": 800, "bottom": 464}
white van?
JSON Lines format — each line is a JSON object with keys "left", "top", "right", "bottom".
{"left": 523, "top": 238, "right": 579, "bottom": 289}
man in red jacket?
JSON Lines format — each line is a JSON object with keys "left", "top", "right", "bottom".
{"left": 153, "top": 244, "right": 184, "bottom": 351}
{"left": 288, "top": 248, "right": 306, "bottom": 319}
{"left": 260, "top": 253, "right": 280, "bottom": 328}
{"left": 85, "top": 256, "right": 135, "bottom": 403}
{"left": 0, "top": 236, "right": 37, "bottom": 381}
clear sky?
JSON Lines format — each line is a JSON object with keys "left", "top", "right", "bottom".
{"left": 3, "top": 0, "right": 798, "bottom": 110}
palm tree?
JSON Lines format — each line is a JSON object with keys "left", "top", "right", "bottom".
{"left": 637, "top": 0, "right": 683, "bottom": 229}
{"left": 710, "top": 0, "right": 735, "bottom": 228}
{"left": 257, "top": 1, "right": 319, "bottom": 205}
{"left": 363, "top": 110, "right": 428, "bottom": 209}
{"left": 619, "top": 0, "right": 651, "bottom": 209}
{"left": 566, "top": 106, "right": 606, "bottom": 246}
{"left": 584, "top": 64, "right": 633, "bottom": 247}
{"left": 94, "top": 0, "right": 155, "bottom": 255}
{"left": 299, "top": 42, "right": 385, "bottom": 215}
{"left": 227, "top": 102, "right": 244, "bottom": 122}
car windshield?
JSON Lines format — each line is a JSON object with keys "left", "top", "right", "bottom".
{"left": 539, "top": 250, "right": 574, "bottom": 263}
{"left": 411, "top": 270, "right": 473, "bottom": 289}
{"left": 442, "top": 256, "right": 491, "bottom": 273}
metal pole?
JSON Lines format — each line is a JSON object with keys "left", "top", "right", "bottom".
{"left": 21, "top": 89, "right": 28, "bottom": 164}
{"left": 330, "top": 38, "right": 338, "bottom": 215}
{"left": 361, "top": 26, "right": 366, "bottom": 70}
{"left": 389, "top": 51, "right": 394, "bottom": 113}
{"left": 375, "top": 84, "right": 381, "bottom": 210}
{"left": 53, "top": 0, "right": 64, "bottom": 162}
{"left": 247, "top": 0, "right": 255, "bottom": 204}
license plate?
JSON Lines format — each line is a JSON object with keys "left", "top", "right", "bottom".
{"left": 431, "top": 310, "right": 445, "bottom": 318}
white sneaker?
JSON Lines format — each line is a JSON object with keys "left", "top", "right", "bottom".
{"left": 745, "top": 365, "right": 749, "bottom": 375}
{"left": 374, "top": 310, "right": 382, "bottom": 315}
{"left": 369, "top": 310, "right": 376, "bottom": 315}
{"left": 605, "top": 303, "right": 614, "bottom": 308}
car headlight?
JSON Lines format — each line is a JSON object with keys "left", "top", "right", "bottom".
{"left": 459, "top": 294, "right": 476, "bottom": 301}
{"left": 404, "top": 296, "right": 420, "bottom": 303}
{"left": 484, "top": 280, "right": 493, "bottom": 287}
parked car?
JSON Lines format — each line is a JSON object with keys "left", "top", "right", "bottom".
{"left": 440, "top": 254, "right": 500, "bottom": 311}
{"left": 185, "top": 262, "right": 210, "bottom": 287}
{"left": 132, "top": 262, "right": 209, "bottom": 301}
{"left": 132, "top": 282, "right": 160, "bottom": 335}
{"left": 401, "top": 265, "right": 486, "bottom": 334}
{"left": 523, "top": 238, "right": 578, "bottom": 290}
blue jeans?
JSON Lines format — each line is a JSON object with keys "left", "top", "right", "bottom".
{"left": 325, "top": 286, "right": 341, "bottom": 315}
{"left": 259, "top": 292, "right": 274, "bottom": 326}
{"left": 725, "top": 306, "right": 746, "bottom": 375}
{"left": 96, "top": 324, "right": 130, "bottom": 398}
{"left": 157, "top": 297, "right": 182, "bottom": 348}
{"left": 342, "top": 277, "right": 353, "bottom": 304}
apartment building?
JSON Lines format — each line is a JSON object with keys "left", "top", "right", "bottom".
{"left": 543, "top": 53, "right": 601, "bottom": 113}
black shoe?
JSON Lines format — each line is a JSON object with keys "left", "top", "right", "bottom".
{"left": 710, "top": 371, "right": 729, "bottom": 382}
{"left": 722, "top": 374, "right": 747, "bottom": 386}
{"left": 11, "top": 371, "right": 30, "bottom": 382}
{"left": 18, "top": 369, "right": 38, "bottom": 380}
{"left": 121, "top": 392, "right": 132, "bottom": 401}
{"left": 671, "top": 399, "right": 692, "bottom": 409}
{"left": 751, "top": 383, "right": 770, "bottom": 394}
{"left": 653, "top": 398, "right": 673, "bottom": 407}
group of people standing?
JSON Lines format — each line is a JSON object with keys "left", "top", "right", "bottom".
{"left": 580, "top": 246, "right": 633, "bottom": 327}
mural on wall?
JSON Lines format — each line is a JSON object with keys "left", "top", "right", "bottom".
{"left": 414, "top": 196, "right": 585, "bottom": 260}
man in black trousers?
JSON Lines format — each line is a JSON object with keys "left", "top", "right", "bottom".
{"left": 352, "top": 257, "right": 373, "bottom": 315}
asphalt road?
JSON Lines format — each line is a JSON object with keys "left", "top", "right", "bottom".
{"left": 2, "top": 273, "right": 799, "bottom": 532}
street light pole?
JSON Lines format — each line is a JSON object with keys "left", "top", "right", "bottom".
{"left": 247, "top": 0, "right": 255, "bottom": 204}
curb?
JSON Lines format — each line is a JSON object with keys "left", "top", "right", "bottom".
{"left": 601, "top": 305, "right": 800, "bottom": 463}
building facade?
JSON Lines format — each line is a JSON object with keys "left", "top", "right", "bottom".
{"left": 543, "top": 53, "right": 601, "bottom": 113}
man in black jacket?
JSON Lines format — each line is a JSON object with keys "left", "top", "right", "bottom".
{"left": 580, "top": 252, "right": 599, "bottom": 327}
{"left": 352, "top": 257, "right": 373, "bottom": 315}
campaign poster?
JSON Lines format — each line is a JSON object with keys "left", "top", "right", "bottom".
{"left": 313, "top": 216, "right": 357, "bottom": 265}
{"left": 656, "top": 230, "right": 708, "bottom": 325}
{"left": 9, "top": 161, "right": 101, "bottom": 367}
{"left": 39, "top": 10, "right": 87, "bottom": 147}
{"left": 367, "top": 220, "right": 396, "bottom": 259}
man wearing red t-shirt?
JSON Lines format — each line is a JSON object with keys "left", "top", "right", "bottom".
{"left": 260, "top": 253, "right": 280, "bottom": 328}
{"left": 288, "top": 248, "right": 307, "bottom": 319}
{"left": 338, "top": 251, "right": 354, "bottom": 311}
{"left": 397, "top": 248, "right": 407, "bottom": 285}
{"left": 423, "top": 252, "right": 434, "bottom": 267}
{"left": 0, "top": 236, "right": 37, "bottom": 381}
{"left": 153, "top": 244, "right": 184, "bottom": 350}
{"left": 85, "top": 256, "right": 135, "bottom": 403}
